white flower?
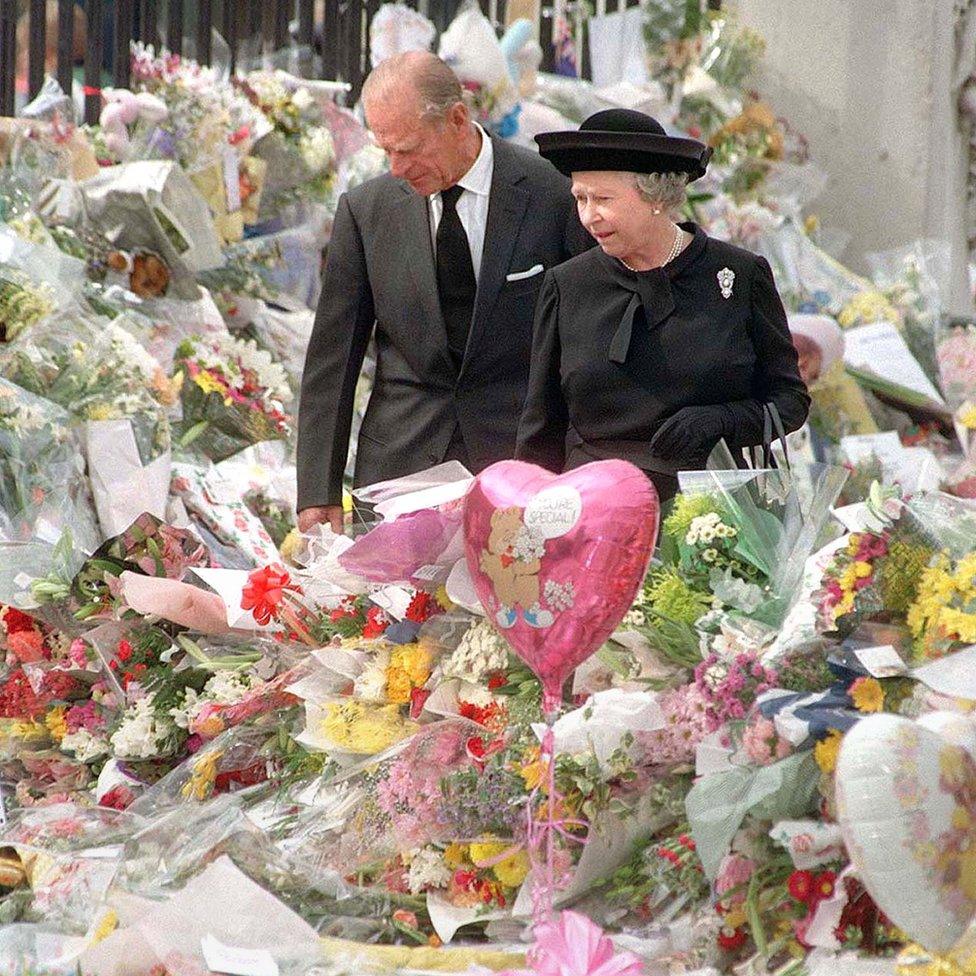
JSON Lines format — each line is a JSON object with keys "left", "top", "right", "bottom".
{"left": 622, "top": 608, "right": 646, "bottom": 628}
{"left": 353, "top": 649, "right": 390, "bottom": 702}
{"left": 457, "top": 681, "right": 494, "bottom": 708}
{"left": 60, "top": 729, "right": 110, "bottom": 762}
{"left": 441, "top": 619, "right": 509, "bottom": 683}
{"left": 110, "top": 697, "right": 177, "bottom": 759}
{"left": 170, "top": 672, "right": 252, "bottom": 729}
{"left": 299, "top": 127, "right": 335, "bottom": 175}
{"left": 290, "top": 86, "right": 315, "bottom": 114}
{"left": 407, "top": 847, "right": 452, "bottom": 894}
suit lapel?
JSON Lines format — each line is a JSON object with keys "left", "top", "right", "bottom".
{"left": 395, "top": 185, "right": 454, "bottom": 369}
{"left": 460, "top": 140, "right": 529, "bottom": 377}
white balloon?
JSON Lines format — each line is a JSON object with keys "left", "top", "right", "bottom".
{"left": 836, "top": 714, "right": 976, "bottom": 954}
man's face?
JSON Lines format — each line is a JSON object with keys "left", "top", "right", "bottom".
{"left": 792, "top": 332, "right": 823, "bottom": 386}
{"left": 365, "top": 92, "right": 470, "bottom": 196}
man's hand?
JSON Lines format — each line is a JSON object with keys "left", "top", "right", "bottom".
{"left": 297, "top": 505, "right": 345, "bottom": 535}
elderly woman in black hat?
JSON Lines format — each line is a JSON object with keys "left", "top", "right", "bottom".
{"left": 515, "top": 110, "right": 810, "bottom": 502}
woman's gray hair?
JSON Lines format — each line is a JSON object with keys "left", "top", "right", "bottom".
{"left": 632, "top": 172, "right": 689, "bottom": 212}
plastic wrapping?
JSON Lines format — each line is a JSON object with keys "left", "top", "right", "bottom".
{"left": 866, "top": 240, "right": 948, "bottom": 387}
{"left": 677, "top": 455, "right": 849, "bottom": 629}
{"left": 173, "top": 333, "right": 293, "bottom": 464}
{"left": 170, "top": 460, "right": 280, "bottom": 567}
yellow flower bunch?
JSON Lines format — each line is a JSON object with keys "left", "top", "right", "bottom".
{"left": 385, "top": 643, "right": 433, "bottom": 705}
{"left": 1, "top": 718, "right": 48, "bottom": 744}
{"left": 320, "top": 701, "right": 418, "bottom": 753}
{"left": 907, "top": 552, "right": 976, "bottom": 660}
{"left": 837, "top": 290, "right": 899, "bottom": 330}
{"left": 44, "top": 706, "right": 68, "bottom": 743}
{"left": 468, "top": 837, "right": 531, "bottom": 889}
{"left": 193, "top": 369, "right": 233, "bottom": 406}
{"left": 814, "top": 729, "right": 843, "bottom": 773}
{"left": 181, "top": 748, "right": 224, "bottom": 801}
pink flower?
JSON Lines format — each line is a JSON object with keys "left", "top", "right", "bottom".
{"left": 500, "top": 911, "right": 644, "bottom": 976}
{"left": 715, "top": 853, "right": 755, "bottom": 900}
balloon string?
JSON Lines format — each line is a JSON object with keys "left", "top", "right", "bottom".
{"left": 525, "top": 716, "right": 588, "bottom": 962}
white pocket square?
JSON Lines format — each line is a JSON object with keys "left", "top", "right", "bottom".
{"left": 506, "top": 264, "right": 544, "bottom": 282}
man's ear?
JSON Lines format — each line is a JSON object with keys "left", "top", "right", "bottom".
{"left": 447, "top": 100, "right": 470, "bottom": 131}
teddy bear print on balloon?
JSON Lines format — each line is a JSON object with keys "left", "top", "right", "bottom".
{"left": 479, "top": 506, "right": 557, "bottom": 629}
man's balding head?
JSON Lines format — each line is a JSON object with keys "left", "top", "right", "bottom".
{"left": 362, "top": 51, "right": 481, "bottom": 196}
{"left": 362, "top": 51, "right": 464, "bottom": 123}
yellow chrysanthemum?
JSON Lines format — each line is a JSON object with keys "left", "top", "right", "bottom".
{"left": 321, "top": 701, "right": 416, "bottom": 753}
{"left": 493, "top": 849, "right": 530, "bottom": 888}
{"left": 850, "top": 676, "right": 884, "bottom": 713}
{"left": 443, "top": 842, "right": 468, "bottom": 869}
{"left": 853, "top": 561, "right": 873, "bottom": 579}
{"left": 814, "top": 730, "right": 843, "bottom": 773}
{"left": 469, "top": 838, "right": 509, "bottom": 865}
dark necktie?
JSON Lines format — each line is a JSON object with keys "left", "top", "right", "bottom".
{"left": 435, "top": 184, "right": 477, "bottom": 369}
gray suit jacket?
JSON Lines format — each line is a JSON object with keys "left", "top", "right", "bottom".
{"left": 297, "top": 137, "right": 591, "bottom": 510}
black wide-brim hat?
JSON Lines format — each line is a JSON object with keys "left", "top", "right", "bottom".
{"left": 535, "top": 108, "right": 712, "bottom": 182}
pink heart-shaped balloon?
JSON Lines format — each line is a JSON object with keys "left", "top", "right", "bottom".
{"left": 463, "top": 460, "right": 659, "bottom": 713}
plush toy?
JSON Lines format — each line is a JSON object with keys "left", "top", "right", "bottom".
{"left": 99, "top": 88, "right": 169, "bottom": 157}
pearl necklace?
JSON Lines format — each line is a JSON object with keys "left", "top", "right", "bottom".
{"left": 619, "top": 224, "right": 684, "bottom": 273}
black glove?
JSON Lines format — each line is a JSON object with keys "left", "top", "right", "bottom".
{"left": 649, "top": 405, "right": 731, "bottom": 463}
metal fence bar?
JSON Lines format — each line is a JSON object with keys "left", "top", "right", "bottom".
{"left": 57, "top": 0, "right": 75, "bottom": 95}
{"left": 321, "top": 0, "right": 341, "bottom": 79}
{"left": 0, "top": 0, "right": 15, "bottom": 117}
{"left": 222, "top": 0, "right": 239, "bottom": 72}
{"left": 141, "top": 0, "right": 158, "bottom": 45}
{"left": 167, "top": 0, "right": 184, "bottom": 54}
{"left": 28, "top": 0, "right": 46, "bottom": 100}
{"left": 297, "top": 0, "right": 315, "bottom": 74}
{"left": 275, "top": 0, "right": 291, "bottom": 49}
{"left": 114, "top": 0, "right": 135, "bottom": 87}
{"left": 197, "top": 0, "right": 213, "bottom": 63}
{"left": 84, "top": 0, "right": 104, "bottom": 123}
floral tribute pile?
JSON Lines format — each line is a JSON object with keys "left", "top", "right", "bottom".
{"left": 1, "top": 5, "right": 976, "bottom": 976}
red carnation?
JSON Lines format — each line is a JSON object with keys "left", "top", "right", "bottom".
{"left": 361, "top": 606, "right": 390, "bottom": 639}
{"left": 404, "top": 591, "right": 443, "bottom": 624}
{"left": 241, "top": 564, "right": 297, "bottom": 625}
{"left": 2, "top": 607, "right": 38, "bottom": 634}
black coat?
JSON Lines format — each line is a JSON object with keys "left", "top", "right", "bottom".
{"left": 297, "top": 138, "right": 592, "bottom": 511}
{"left": 515, "top": 223, "right": 810, "bottom": 500}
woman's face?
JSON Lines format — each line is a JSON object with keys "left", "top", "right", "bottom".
{"left": 570, "top": 171, "right": 662, "bottom": 258}
{"left": 792, "top": 333, "right": 823, "bottom": 386}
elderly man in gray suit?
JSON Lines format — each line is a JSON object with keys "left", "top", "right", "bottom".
{"left": 297, "top": 51, "right": 590, "bottom": 533}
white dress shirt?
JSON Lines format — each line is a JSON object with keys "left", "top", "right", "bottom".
{"left": 428, "top": 124, "right": 494, "bottom": 282}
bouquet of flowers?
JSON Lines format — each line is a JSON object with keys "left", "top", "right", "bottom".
{"left": 101, "top": 44, "right": 267, "bottom": 177}
{"left": 173, "top": 334, "right": 293, "bottom": 462}
{"left": 238, "top": 70, "right": 337, "bottom": 216}
{"left": 0, "top": 264, "right": 56, "bottom": 341}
